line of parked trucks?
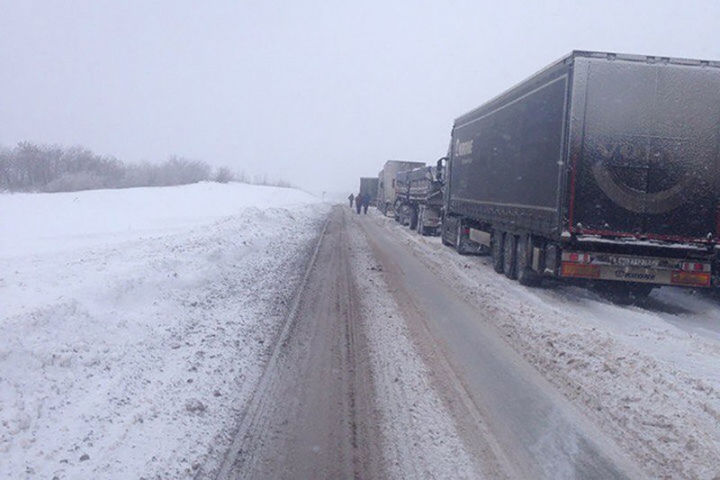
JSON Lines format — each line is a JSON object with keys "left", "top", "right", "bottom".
{"left": 358, "top": 50, "right": 720, "bottom": 302}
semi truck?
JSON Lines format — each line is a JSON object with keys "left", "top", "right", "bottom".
{"left": 440, "top": 50, "right": 720, "bottom": 300}
{"left": 377, "top": 160, "right": 425, "bottom": 216}
{"left": 359, "top": 177, "right": 379, "bottom": 205}
{"left": 394, "top": 165, "right": 444, "bottom": 236}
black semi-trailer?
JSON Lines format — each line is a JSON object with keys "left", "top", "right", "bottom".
{"left": 441, "top": 51, "right": 720, "bottom": 298}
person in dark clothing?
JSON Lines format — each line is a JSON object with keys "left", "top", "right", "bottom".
{"left": 356, "top": 193, "right": 362, "bottom": 214}
{"left": 348, "top": 193, "right": 354, "bottom": 208}
{"left": 362, "top": 194, "right": 370, "bottom": 214}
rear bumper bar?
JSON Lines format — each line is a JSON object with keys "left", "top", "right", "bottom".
{"left": 559, "top": 251, "right": 712, "bottom": 287}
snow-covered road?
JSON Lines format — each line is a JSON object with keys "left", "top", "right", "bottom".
{"left": 220, "top": 205, "right": 719, "bottom": 479}
{"left": 364, "top": 210, "right": 720, "bottom": 480}
{"left": 214, "top": 206, "right": 485, "bottom": 479}
{"left": 357, "top": 212, "right": 640, "bottom": 479}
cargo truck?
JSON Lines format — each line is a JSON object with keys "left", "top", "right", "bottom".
{"left": 440, "top": 50, "right": 720, "bottom": 300}
{"left": 359, "top": 177, "right": 379, "bottom": 205}
{"left": 377, "top": 160, "right": 425, "bottom": 216}
{"left": 394, "top": 169, "right": 413, "bottom": 225}
{"left": 394, "top": 165, "right": 444, "bottom": 235}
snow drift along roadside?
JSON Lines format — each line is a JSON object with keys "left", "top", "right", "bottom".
{"left": 0, "top": 183, "right": 329, "bottom": 479}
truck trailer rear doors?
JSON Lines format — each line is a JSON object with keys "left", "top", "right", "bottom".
{"left": 568, "top": 56, "right": 720, "bottom": 243}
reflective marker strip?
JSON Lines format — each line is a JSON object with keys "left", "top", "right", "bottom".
{"left": 671, "top": 271, "right": 711, "bottom": 287}
{"left": 561, "top": 262, "right": 600, "bottom": 278}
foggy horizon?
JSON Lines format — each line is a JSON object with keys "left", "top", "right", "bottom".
{"left": 2, "top": 0, "right": 719, "bottom": 195}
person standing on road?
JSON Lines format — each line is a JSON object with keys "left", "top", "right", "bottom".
{"left": 348, "top": 193, "right": 354, "bottom": 209}
{"left": 356, "top": 193, "right": 362, "bottom": 214}
{"left": 362, "top": 194, "right": 370, "bottom": 214}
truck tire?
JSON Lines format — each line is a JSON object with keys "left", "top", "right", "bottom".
{"left": 441, "top": 219, "right": 453, "bottom": 246}
{"left": 516, "top": 235, "right": 540, "bottom": 286}
{"left": 491, "top": 230, "right": 504, "bottom": 273}
{"left": 503, "top": 234, "right": 517, "bottom": 279}
{"left": 456, "top": 222, "right": 468, "bottom": 255}
{"left": 409, "top": 207, "right": 418, "bottom": 230}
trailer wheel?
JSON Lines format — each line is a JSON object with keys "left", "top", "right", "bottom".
{"left": 456, "top": 222, "right": 468, "bottom": 255}
{"left": 442, "top": 234, "right": 452, "bottom": 245}
{"left": 441, "top": 218, "right": 453, "bottom": 246}
{"left": 491, "top": 230, "right": 504, "bottom": 273}
{"left": 503, "top": 234, "right": 517, "bottom": 279}
{"left": 516, "top": 235, "right": 540, "bottom": 286}
{"left": 409, "top": 207, "right": 419, "bottom": 230}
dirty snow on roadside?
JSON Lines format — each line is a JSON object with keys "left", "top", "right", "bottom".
{"left": 345, "top": 212, "right": 483, "bottom": 479}
{"left": 0, "top": 183, "right": 329, "bottom": 479}
{"left": 375, "top": 213, "right": 720, "bottom": 480}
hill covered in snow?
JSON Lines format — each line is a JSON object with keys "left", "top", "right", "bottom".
{"left": 0, "top": 183, "right": 329, "bottom": 478}
{"left": 1, "top": 182, "right": 319, "bottom": 257}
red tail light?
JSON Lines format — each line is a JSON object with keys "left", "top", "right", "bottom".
{"left": 563, "top": 252, "right": 591, "bottom": 264}
{"left": 671, "top": 271, "right": 711, "bottom": 287}
{"left": 561, "top": 262, "right": 600, "bottom": 278}
{"left": 681, "top": 262, "right": 710, "bottom": 272}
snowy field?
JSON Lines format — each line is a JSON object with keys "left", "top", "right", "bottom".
{"left": 0, "top": 183, "right": 328, "bottom": 479}
{"left": 375, "top": 212, "right": 720, "bottom": 479}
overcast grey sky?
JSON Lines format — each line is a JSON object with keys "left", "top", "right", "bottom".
{"left": 1, "top": 0, "right": 719, "bottom": 194}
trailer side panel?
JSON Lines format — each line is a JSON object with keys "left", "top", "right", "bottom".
{"left": 449, "top": 61, "right": 570, "bottom": 236}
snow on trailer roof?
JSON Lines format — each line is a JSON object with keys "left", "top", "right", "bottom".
{"left": 571, "top": 50, "right": 720, "bottom": 68}
{"left": 453, "top": 50, "right": 720, "bottom": 126}
{"left": 382, "top": 159, "right": 425, "bottom": 169}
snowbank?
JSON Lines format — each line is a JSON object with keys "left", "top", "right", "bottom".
{"left": 0, "top": 183, "right": 329, "bottom": 479}
{"left": 0, "top": 182, "right": 316, "bottom": 257}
